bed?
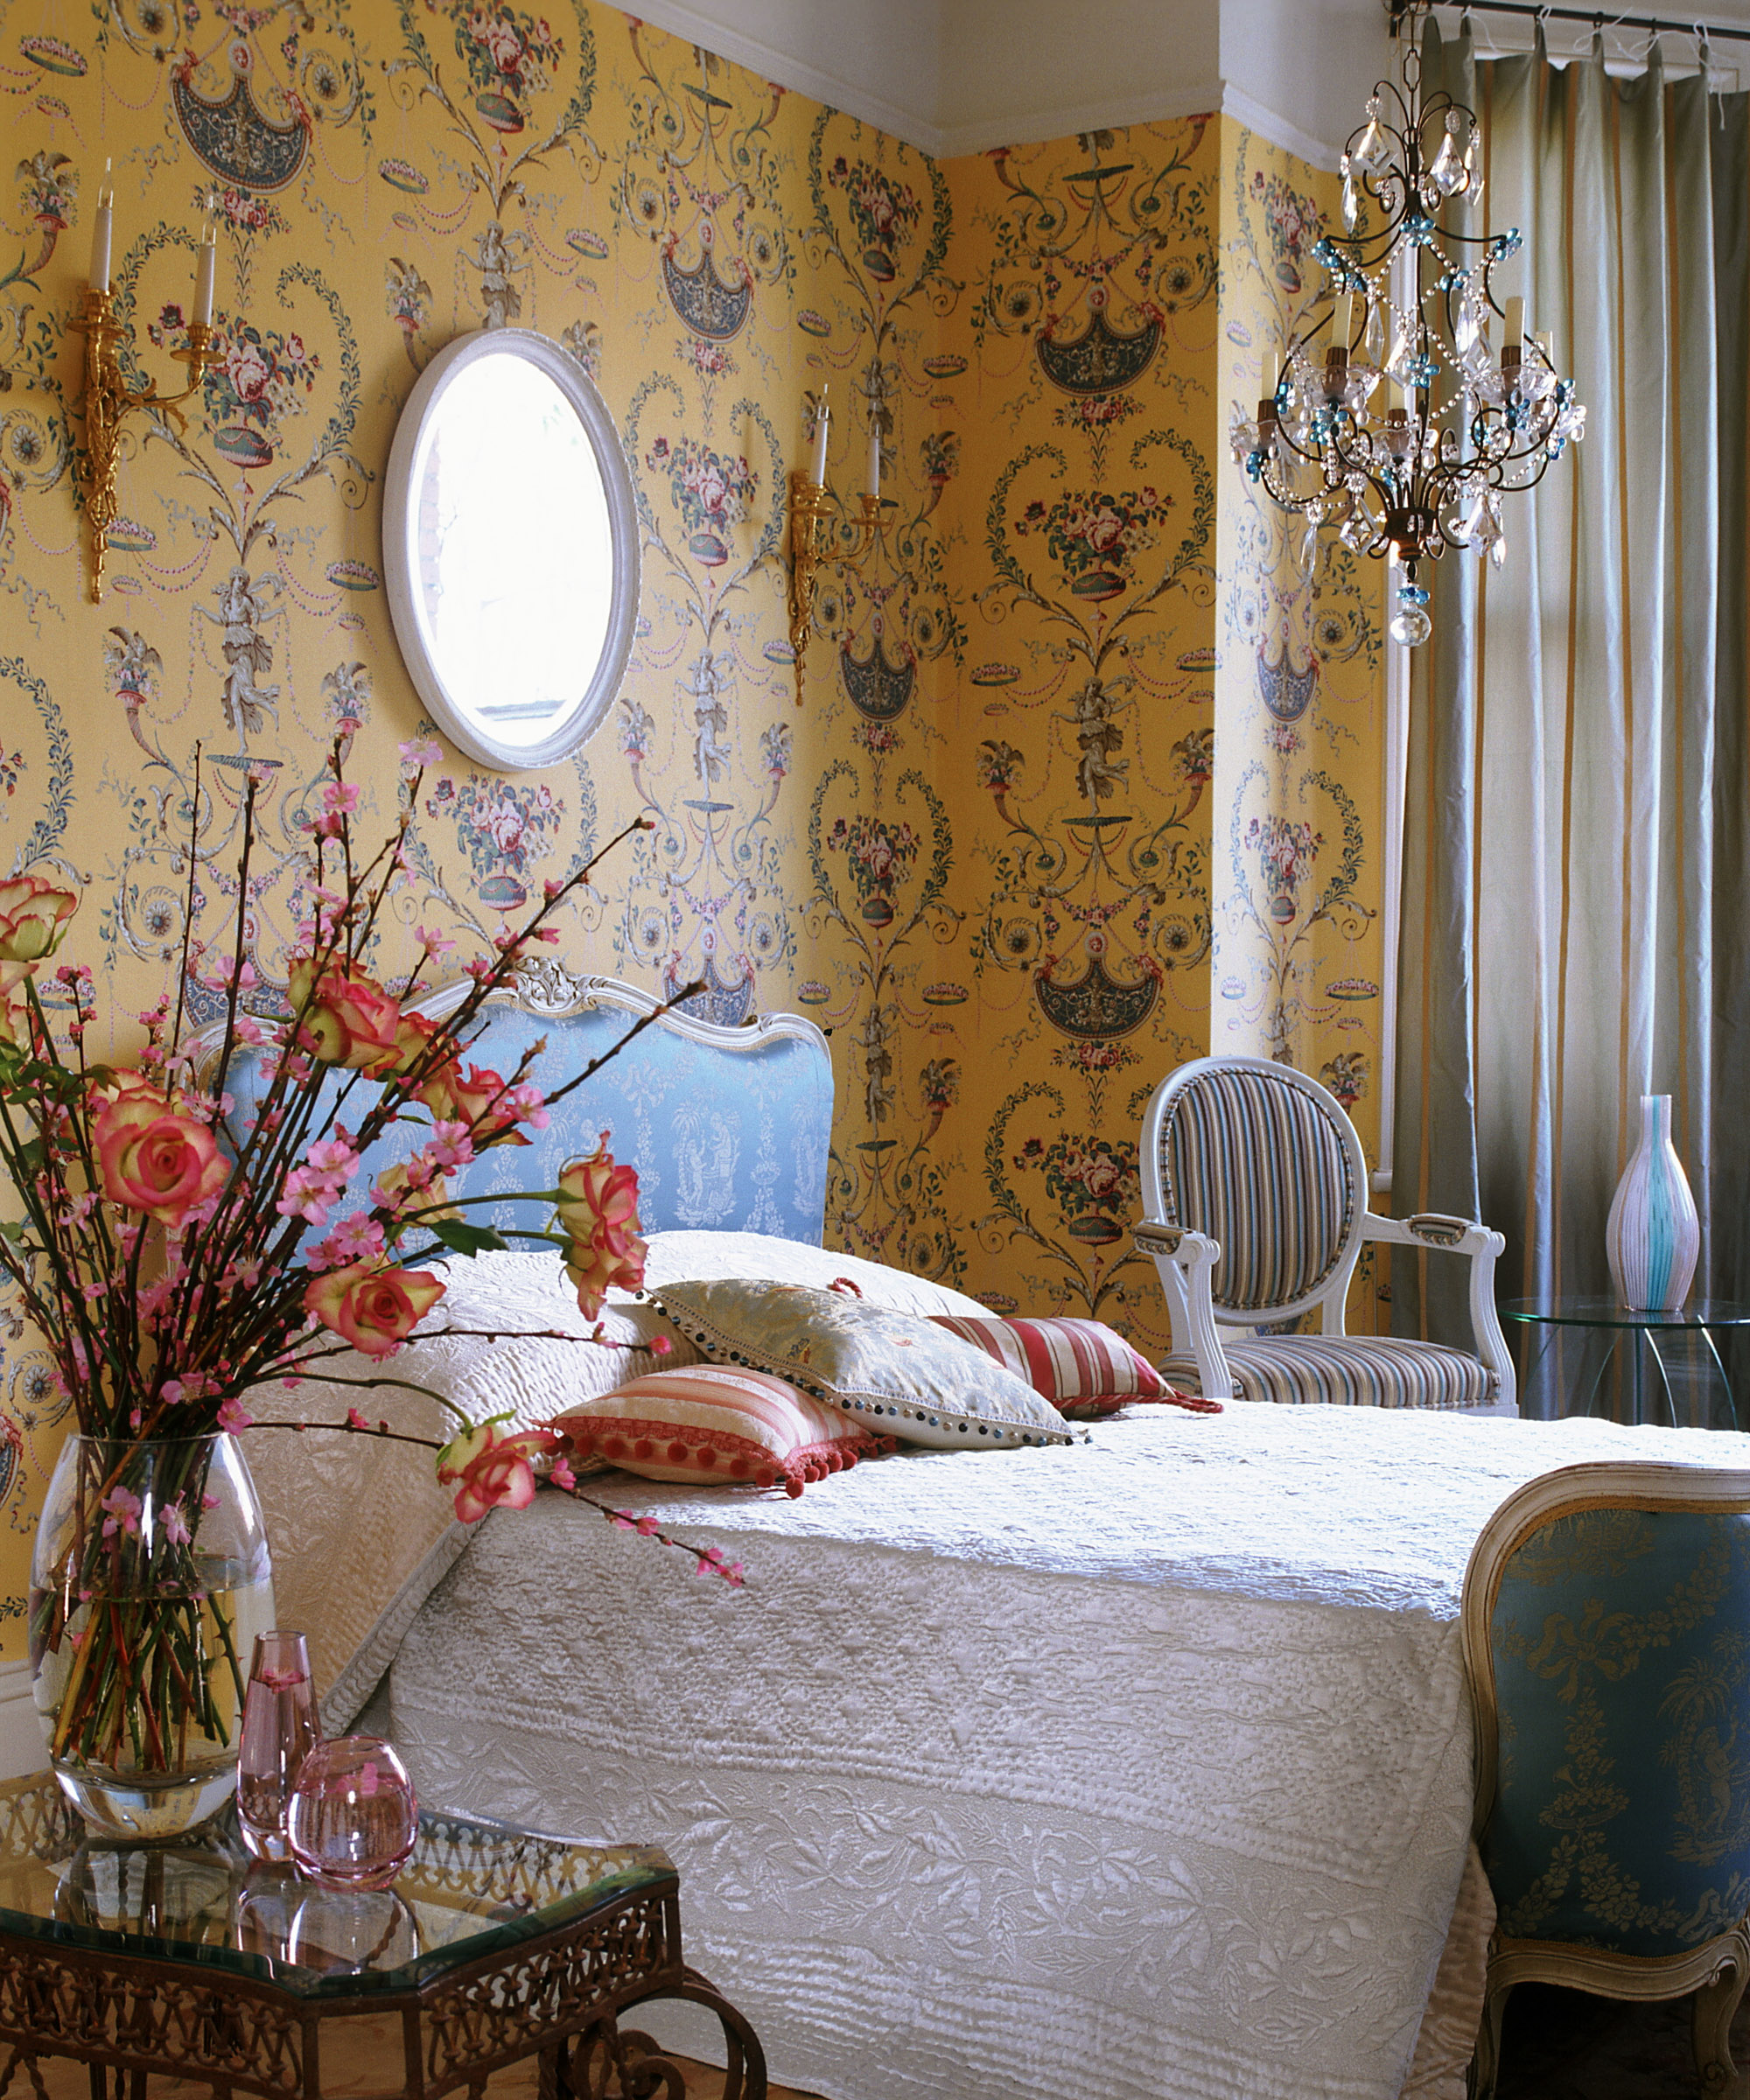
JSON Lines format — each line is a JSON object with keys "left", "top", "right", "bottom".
{"left": 237, "top": 967, "right": 1750, "bottom": 2100}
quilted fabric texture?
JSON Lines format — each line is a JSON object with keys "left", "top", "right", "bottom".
{"left": 1158, "top": 1066, "right": 1359, "bottom": 1311}
{"left": 550, "top": 1364, "right": 892, "bottom": 1496}
{"left": 927, "top": 1313, "right": 1220, "bottom": 1419}
{"left": 1484, "top": 1502, "right": 1750, "bottom": 1957}
{"left": 652, "top": 1278, "right": 1081, "bottom": 1449}
{"left": 389, "top": 1408, "right": 1733, "bottom": 2100}
{"left": 1161, "top": 1335, "right": 1496, "bottom": 1409}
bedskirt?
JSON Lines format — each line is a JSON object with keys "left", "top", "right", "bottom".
{"left": 382, "top": 1404, "right": 1750, "bottom": 2100}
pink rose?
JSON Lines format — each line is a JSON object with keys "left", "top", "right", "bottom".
{"left": 94, "top": 1094, "right": 227, "bottom": 1227}
{"left": 555, "top": 1138, "right": 647, "bottom": 1317}
{"left": 288, "top": 957, "right": 403, "bottom": 1073}
{"left": 563, "top": 1225, "right": 648, "bottom": 1320}
{"left": 0, "top": 874, "right": 79, "bottom": 968}
{"left": 416, "top": 1060, "right": 529, "bottom": 1146}
{"left": 436, "top": 1421, "right": 562, "bottom": 1523}
{"left": 303, "top": 1262, "right": 447, "bottom": 1357}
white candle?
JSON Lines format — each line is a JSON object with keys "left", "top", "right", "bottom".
{"left": 1260, "top": 352, "right": 1279, "bottom": 402}
{"left": 193, "top": 230, "right": 216, "bottom": 329}
{"left": 867, "top": 423, "right": 881, "bottom": 502}
{"left": 808, "top": 387, "right": 830, "bottom": 485}
{"left": 89, "top": 160, "right": 112, "bottom": 295}
{"left": 1533, "top": 327, "right": 1555, "bottom": 366}
{"left": 1502, "top": 297, "right": 1525, "bottom": 353}
{"left": 1386, "top": 374, "right": 1407, "bottom": 413}
{"left": 1330, "top": 293, "right": 1354, "bottom": 354}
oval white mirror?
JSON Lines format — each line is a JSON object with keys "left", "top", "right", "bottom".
{"left": 382, "top": 329, "right": 640, "bottom": 771}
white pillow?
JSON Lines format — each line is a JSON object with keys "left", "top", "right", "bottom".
{"left": 638, "top": 1230, "right": 992, "bottom": 1318}
{"left": 247, "top": 1237, "right": 981, "bottom": 1727}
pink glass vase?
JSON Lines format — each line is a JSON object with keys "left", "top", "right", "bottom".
{"left": 237, "top": 1631, "right": 320, "bottom": 1864}
{"left": 286, "top": 1735, "right": 417, "bottom": 1891}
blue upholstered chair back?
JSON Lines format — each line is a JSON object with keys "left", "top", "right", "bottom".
{"left": 209, "top": 973, "right": 834, "bottom": 1246}
{"left": 1466, "top": 1463, "right": 1750, "bottom": 1961}
{"left": 1152, "top": 1060, "right": 1362, "bottom": 1314}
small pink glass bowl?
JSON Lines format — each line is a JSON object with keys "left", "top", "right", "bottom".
{"left": 285, "top": 1735, "right": 418, "bottom": 1892}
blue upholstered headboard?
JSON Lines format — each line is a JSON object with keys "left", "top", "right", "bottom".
{"left": 212, "top": 965, "right": 834, "bottom": 1246}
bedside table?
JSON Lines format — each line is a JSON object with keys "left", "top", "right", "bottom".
{"left": 0, "top": 1772, "right": 766, "bottom": 2100}
{"left": 1500, "top": 1297, "right": 1750, "bottom": 1429}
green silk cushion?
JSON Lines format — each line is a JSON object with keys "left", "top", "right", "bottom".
{"left": 650, "top": 1278, "right": 1082, "bottom": 1451}
{"left": 1483, "top": 1502, "right": 1750, "bottom": 1958}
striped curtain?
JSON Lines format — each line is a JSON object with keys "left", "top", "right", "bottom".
{"left": 1391, "top": 23, "right": 1750, "bottom": 1412}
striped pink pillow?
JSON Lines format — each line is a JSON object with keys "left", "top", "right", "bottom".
{"left": 548, "top": 1364, "right": 892, "bottom": 1497}
{"left": 928, "top": 1315, "right": 1221, "bottom": 1419}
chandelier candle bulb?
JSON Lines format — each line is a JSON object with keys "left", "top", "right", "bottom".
{"left": 808, "top": 386, "right": 830, "bottom": 485}
{"left": 1329, "top": 293, "right": 1354, "bottom": 356}
{"left": 88, "top": 162, "right": 111, "bottom": 295}
{"left": 1502, "top": 297, "right": 1525, "bottom": 361}
{"left": 1260, "top": 352, "right": 1279, "bottom": 405}
{"left": 867, "top": 423, "right": 880, "bottom": 503}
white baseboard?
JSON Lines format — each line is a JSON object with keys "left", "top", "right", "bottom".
{"left": 0, "top": 1660, "right": 42, "bottom": 1780}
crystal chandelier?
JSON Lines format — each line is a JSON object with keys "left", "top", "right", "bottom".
{"left": 1232, "top": 2, "right": 1586, "bottom": 647}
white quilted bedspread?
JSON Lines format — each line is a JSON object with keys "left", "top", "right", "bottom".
{"left": 386, "top": 1399, "right": 1750, "bottom": 2100}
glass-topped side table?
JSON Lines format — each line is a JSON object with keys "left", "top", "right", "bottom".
{"left": 0, "top": 1772, "right": 766, "bottom": 2100}
{"left": 1500, "top": 1298, "right": 1750, "bottom": 1430}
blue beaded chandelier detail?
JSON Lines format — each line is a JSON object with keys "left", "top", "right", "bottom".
{"left": 1232, "top": 2, "right": 1586, "bottom": 647}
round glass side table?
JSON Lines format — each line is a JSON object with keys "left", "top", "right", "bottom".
{"left": 1501, "top": 1298, "right": 1750, "bottom": 1430}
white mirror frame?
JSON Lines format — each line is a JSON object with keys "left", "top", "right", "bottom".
{"left": 382, "top": 328, "right": 641, "bottom": 772}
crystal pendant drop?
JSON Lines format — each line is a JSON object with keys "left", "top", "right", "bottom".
{"left": 1429, "top": 116, "right": 1466, "bottom": 196}
{"left": 1342, "top": 172, "right": 1360, "bottom": 232}
{"left": 1389, "top": 589, "right": 1433, "bottom": 648}
{"left": 1363, "top": 300, "right": 1387, "bottom": 365}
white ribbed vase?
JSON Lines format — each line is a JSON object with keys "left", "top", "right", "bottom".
{"left": 1604, "top": 1094, "right": 1700, "bottom": 1312}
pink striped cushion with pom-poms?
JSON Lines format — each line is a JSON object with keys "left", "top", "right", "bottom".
{"left": 548, "top": 1364, "right": 893, "bottom": 1497}
{"left": 927, "top": 1315, "right": 1222, "bottom": 1420}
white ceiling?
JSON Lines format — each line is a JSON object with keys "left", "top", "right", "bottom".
{"left": 626, "top": 0, "right": 1750, "bottom": 169}
{"left": 631, "top": 0, "right": 1396, "bottom": 168}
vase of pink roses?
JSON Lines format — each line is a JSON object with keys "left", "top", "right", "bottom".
{"left": 8, "top": 733, "right": 713, "bottom": 1844}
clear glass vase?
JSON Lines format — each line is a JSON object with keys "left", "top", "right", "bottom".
{"left": 29, "top": 1433, "right": 276, "bottom": 1844}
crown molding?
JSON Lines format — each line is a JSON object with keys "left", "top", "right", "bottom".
{"left": 934, "top": 83, "right": 1340, "bottom": 168}
{"left": 626, "top": 0, "right": 939, "bottom": 149}
{"left": 1214, "top": 84, "right": 1345, "bottom": 171}
{"left": 625, "top": 0, "right": 1346, "bottom": 171}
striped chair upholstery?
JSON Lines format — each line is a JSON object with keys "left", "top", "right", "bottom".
{"left": 1158, "top": 1065, "right": 1358, "bottom": 1312}
{"left": 1159, "top": 1336, "right": 1497, "bottom": 1410}
{"left": 1137, "top": 1053, "right": 1515, "bottom": 1413}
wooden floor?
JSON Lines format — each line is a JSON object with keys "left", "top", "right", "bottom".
{"left": 24, "top": 2026, "right": 823, "bottom": 2100}
{"left": 24, "top": 1981, "right": 1750, "bottom": 2098}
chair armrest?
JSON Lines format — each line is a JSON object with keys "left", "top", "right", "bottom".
{"left": 1132, "top": 1221, "right": 1219, "bottom": 1264}
{"left": 1358, "top": 1211, "right": 1516, "bottom": 1415}
{"left": 1131, "top": 1222, "right": 1229, "bottom": 1400}
{"left": 1362, "top": 1211, "right": 1501, "bottom": 1253}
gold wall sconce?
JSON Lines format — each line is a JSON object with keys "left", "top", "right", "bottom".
{"left": 74, "top": 166, "right": 220, "bottom": 603}
{"left": 786, "top": 386, "right": 888, "bottom": 707}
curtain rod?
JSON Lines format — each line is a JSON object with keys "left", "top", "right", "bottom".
{"left": 1390, "top": 0, "right": 1750, "bottom": 44}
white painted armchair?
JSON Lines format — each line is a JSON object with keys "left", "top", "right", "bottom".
{"left": 1133, "top": 1055, "right": 1516, "bottom": 1414}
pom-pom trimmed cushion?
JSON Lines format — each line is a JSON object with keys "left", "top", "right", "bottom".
{"left": 550, "top": 1365, "right": 892, "bottom": 1498}
{"left": 651, "top": 1278, "right": 1081, "bottom": 1451}
{"left": 926, "top": 1315, "right": 1222, "bottom": 1420}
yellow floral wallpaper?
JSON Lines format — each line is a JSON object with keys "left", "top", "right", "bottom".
{"left": 0, "top": 0, "right": 1386, "bottom": 1642}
